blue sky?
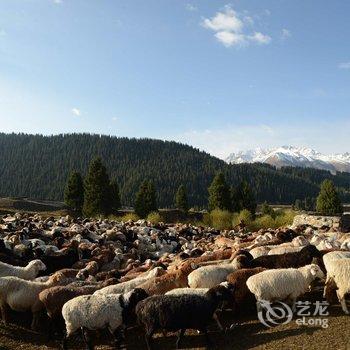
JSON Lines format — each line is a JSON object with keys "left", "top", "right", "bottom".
{"left": 0, "top": 0, "right": 349, "bottom": 158}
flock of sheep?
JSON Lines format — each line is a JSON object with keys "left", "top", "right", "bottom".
{"left": 0, "top": 212, "right": 349, "bottom": 349}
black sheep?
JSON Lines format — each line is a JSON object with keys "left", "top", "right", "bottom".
{"left": 38, "top": 248, "right": 80, "bottom": 274}
{"left": 0, "top": 239, "right": 27, "bottom": 266}
{"left": 250, "top": 244, "right": 322, "bottom": 269}
{"left": 136, "top": 284, "right": 234, "bottom": 349}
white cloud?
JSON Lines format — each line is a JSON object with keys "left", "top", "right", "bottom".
{"left": 71, "top": 108, "right": 81, "bottom": 117}
{"left": 215, "top": 31, "right": 247, "bottom": 47}
{"left": 281, "top": 28, "right": 291, "bottom": 40}
{"left": 0, "top": 29, "right": 6, "bottom": 37}
{"left": 248, "top": 32, "right": 271, "bottom": 44}
{"left": 339, "top": 62, "right": 350, "bottom": 69}
{"left": 186, "top": 4, "right": 197, "bottom": 12}
{"left": 111, "top": 117, "right": 118, "bottom": 122}
{"left": 202, "top": 5, "right": 271, "bottom": 48}
{"left": 202, "top": 7, "right": 243, "bottom": 32}
{"left": 53, "top": 0, "right": 62, "bottom": 4}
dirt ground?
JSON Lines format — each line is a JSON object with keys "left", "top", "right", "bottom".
{"left": 0, "top": 301, "right": 349, "bottom": 350}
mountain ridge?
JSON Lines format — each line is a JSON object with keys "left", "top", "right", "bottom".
{"left": 226, "top": 146, "right": 350, "bottom": 173}
{"left": 0, "top": 134, "right": 349, "bottom": 206}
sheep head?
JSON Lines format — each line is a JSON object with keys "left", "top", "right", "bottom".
{"left": 207, "top": 284, "right": 234, "bottom": 304}
{"left": 28, "top": 259, "right": 46, "bottom": 273}
{"left": 309, "top": 264, "right": 324, "bottom": 280}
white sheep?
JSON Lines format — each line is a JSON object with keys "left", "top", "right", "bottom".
{"left": 246, "top": 264, "right": 324, "bottom": 312}
{"left": 165, "top": 288, "right": 209, "bottom": 296}
{"left": 249, "top": 246, "right": 271, "bottom": 258}
{"left": 322, "top": 251, "right": 350, "bottom": 297}
{"left": 0, "top": 272, "right": 65, "bottom": 329}
{"left": 249, "top": 237, "right": 308, "bottom": 258}
{"left": 0, "top": 260, "right": 46, "bottom": 280}
{"left": 325, "top": 258, "right": 350, "bottom": 314}
{"left": 187, "top": 255, "right": 247, "bottom": 289}
{"left": 61, "top": 288, "right": 148, "bottom": 348}
{"left": 94, "top": 267, "right": 164, "bottom": 296}
{"left": 323, "top": 251, "right": 350, "bottom": 279}
{"left": 267, "top": 245, "right": 304, "bottom": 255}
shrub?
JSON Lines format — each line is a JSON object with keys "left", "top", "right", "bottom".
{"left": 237, "top": 209, "right": 253, "bottom": 226}
{"left": 231, "top": 213, "right": 240, "bottom": 227}
{"left": 274, "top": 209, "right": 296, "bottom": 227}
{"left": 147, "top": 211, "right": 162, "bottom": 224}
{"left": 118, "top": 213, "right": 139, "bottom": 222}
{"left": 252, "top": 215, "right": 276, "bottom": 230}
{"left": 209, "top": 209, "right": 233, "bottom": 230}
{"left": 247, "top": 210, "right": 297, "bottom": 231}
{"left": 202, "top": 212, "right": 212, "bottom": 227}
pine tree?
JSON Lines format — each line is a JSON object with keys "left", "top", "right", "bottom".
{"left": 239, "top": 181, "right": 257, "bottom": 215}
{"left": 64, "top": 171, "right": 84, "bottom": 213}
{"left": 83, "top": 157, "right": 111, "bottom": 217}
{"left": 146, "top": 181, "right": 157, "bottom": 214}
{"left": 134, "top": 180, "right": 158, "bottom": 218}
{"left": 208, "top": 172, "right": 231, "bottom": 211}
{"left": 231, "top": 186, "right": 242, "bottom": 213}
{"left": 175, "top": 184, "right": 188, "bottom": 212}
{"left": 109, "top": 178, "right": 121, "bottom": 213}
{"left": 316, "top": 180, "right": 343, "bottom": 215}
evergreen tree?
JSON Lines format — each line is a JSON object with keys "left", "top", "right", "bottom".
{"left": 231, "top": 186, "right": 242, "bottom": 213}
{"left": 64, "top": 171, "right": 84, "bottom": 213}
{"left": 83, "top": 157, "right": 111, "bottom": 217}
{"left": 208, "top": 172, "right": 231, "bottom": 211}
{"left": 109, "top": 178, "right": 121, "bottom": 213}
{"left": 316, "top": 180, "right": 343, "bottom": 215}
{"left": 146, "top": 181, "right": 157, "bottom": 214}
{"left": 134, "top": 180, "right": 157, "bottom": 218}
{"left": 239, "top": 181, "right": 257, "bottom": 215}
{"left": 175, "top": 184, "right": 188, "bottom": 212}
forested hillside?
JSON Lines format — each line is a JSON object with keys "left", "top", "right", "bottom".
{"left": 0, "top": 133, "right": 349, "bottom": 207}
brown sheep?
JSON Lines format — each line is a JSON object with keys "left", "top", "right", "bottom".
{"left": 250, "top": 245, "right": 322, "bottom": 269}
{"left": 137, "top": 269, "right": 189, "bottom": 296}
{"left": 226, "top": 267, "right": 267, "bottom": 313}
{"left": 39, "top": 278, "right": 118, "bottom": 334}
{"left": 94, "top": 268, "right": 121, "bottom": 282}
{"left": 174, "top": 248, "right": 233, "bottom": 273}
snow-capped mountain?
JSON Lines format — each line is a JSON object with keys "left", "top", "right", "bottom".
{"left": 226, "top": 146, "right": 350, "bottom": 173}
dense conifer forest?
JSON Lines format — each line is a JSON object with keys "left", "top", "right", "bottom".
{"left": 0, "top": 133, "right": 349, "bottom": 208}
